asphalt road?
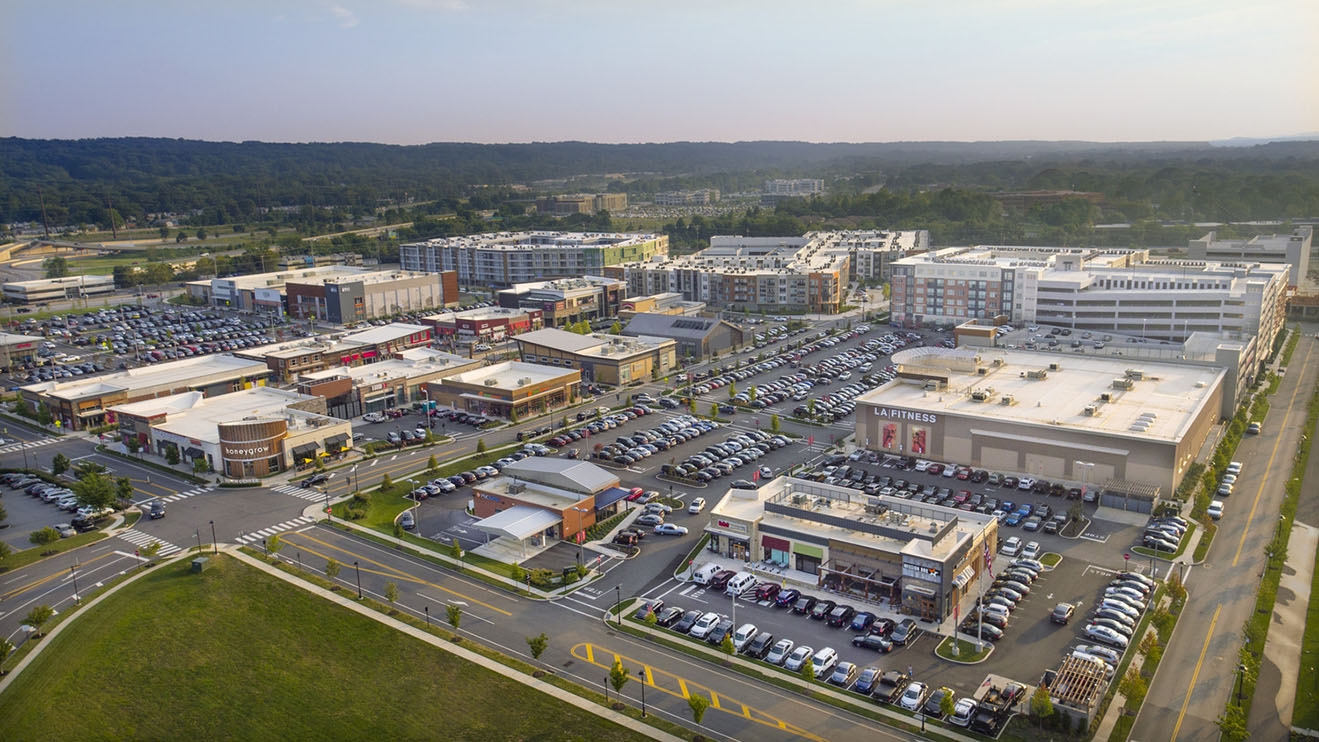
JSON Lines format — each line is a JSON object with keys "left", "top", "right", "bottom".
{"left": 1131, "top": 328, "right": 1319, "bottom": 742}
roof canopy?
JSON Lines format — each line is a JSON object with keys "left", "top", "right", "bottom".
{"left": 473, "top": 506, "right": 561, "bottom": 541}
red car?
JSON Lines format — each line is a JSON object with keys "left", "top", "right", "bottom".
{"left": 625, "top": 487, "right": 645, "bottom": 501}
{"left": 754, "top": 583, "right": 781, "bottom": 601}
{"left": 955, "top": 468, "right": 971, "bottom": 481}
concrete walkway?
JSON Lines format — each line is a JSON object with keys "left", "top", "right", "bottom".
{"left": 1250, "top": 520, "right": 1318, "bottom": 738}
{"left": 230, "top": 548, "right": 683, "bottom": 742}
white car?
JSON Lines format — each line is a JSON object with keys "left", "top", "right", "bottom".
{"left": 1018, "top": 477, "right": 1036, "bottom": 491}
{"left": 1021, "top": 541, "right": 1042, "bottom": 560}
{"left": 687, "top": 497, "right": 707, "bottom": 514}
{"left": 732, "top": 623, "right": 759, "bottom": 652}
{"left": 1000, "top": 536, "right": 1022, "bottom": 556}
{"left": 951, "top": 697, "right": 977, "bottom": 727}
{"left": 899, "top": 681, "right": 928, "bottom": 711}
{"left": 784, "top": 645, "right": 815, "bottom": 672}
{"left": 689, "top": 612, "right": 721, "bottom": 639}
{"left": 653, "top": 523, "right": 689, "bottom": 536}
{"left": 810, "top": 647, "right": 839, "bottom": 678}
{"left": 362, "top": 412, "right": 387, "bottom": 423}
{"left": 1208, "top": 500, "right": 1224, "bottom": 519}
{"left": 758, "top": 466, "right": 772, "bottom": 478}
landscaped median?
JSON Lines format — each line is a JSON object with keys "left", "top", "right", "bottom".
{"left": 935, "top": 636, "right": 993, "bottom": 663}
{"left": 610, "top": 596, "right": 977, "bottom": 742}
{"left": 1130, "top": 522, "right": 1196, "bottom": 560}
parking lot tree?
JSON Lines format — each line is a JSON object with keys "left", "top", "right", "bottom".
{"left": 0, "top": 540, "right": 12, "bottom": 564}
{"left": 643, "top": 609, "right": 658, "bottom": 633}
{"left": 749, "top": 386, "right": 757, "bottom": 403}
{"left": 476, "top": 439, "right": 487, "bottom": 454}
{"left": 720, "top": 635, "right": 735, "bottom": 656}
{"left": 51, "top": 452, "right": 70, "bottom": 476}
{"left": 324, "top": 558, "right": 341, "bottom": 580}
{"left": 687, "top": 693, "right": 710, "bottom": 725}
{"left": 1030, "top": 684, "right": 1054, "bottom": 726}
{"left": 427, "top": 454, "right": 438, "bottom": 472}
{"left": 1119, "top": 666, "right": 1147, "bottom": 709}
{"left": 807, "top": 398, "right": 816, "bottom": 415}
{"left": 385, "top": 581, "right": 398, "bottom": 605}
{"left": 449, "top": 537, "right": 463, "bottom": 560}
{"left": 424, "top": 429, "right": 435, "bottom": 446}
{"left": 73, "top": 471, "right": 117, "bottom": 512}
{"left": 29, "top": 527, "right": 60, "bottom": 552}
{"left": 526, "top": 632, "right": 549, "bottom": 662}
{"left": 728, "top": 382, "right": 736, "bottom": 399}
{"left": 446, "top": 604, "right": 462, "bottom": 630}
{"left": 22, "top": 605, "right": 53, "bottom": 637}
{"left": 798, "top": 660, "right": 814, "bottom": 685}
{"left": 941, "top": 690, "right": 956, "bottom": 719}
{"left": 608, "top": 660, "right": 630, "bottom": 694}
{"left": 770, "top": 414, "right": 780, "bottom": 433}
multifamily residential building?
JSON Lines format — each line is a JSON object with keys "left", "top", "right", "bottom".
{"left": 1188, "top": 226, "right": 1311, "bottom": 288}
{"left": 400, "top": 231, "right": 667, "bottom": 287}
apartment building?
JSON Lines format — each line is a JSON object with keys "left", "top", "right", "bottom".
{"left": 496, "top": 275, "right": 626, "bottom": 328}
{"left": 764, "top": 179, "right": 824, "bottom": 196}
{"left": 889, "top": 246, "right": 1290, "bottom": 347}
{"left": 654, "top": 189, "right": 720, "bottom": 206}
{"left": 400, "top": 231, "right": 667, "bottom": 287}
{"left": 277, "top": 253, "right": 362, "bottom": 270}
{"left": 806, "top": 230, "right": 931, "bottom": 282}
{"left": 536, "top": 193, "right": 628, "bottom": 215}
{"left": 1189, "top": 226, "right": 1312, "bottom": 288}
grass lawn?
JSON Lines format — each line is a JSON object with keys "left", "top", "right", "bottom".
{"left": 0, "top": 531, "right": 110, "bottom": 575}
{"left": 0, "top": 555, "right": 643, "bottom": 741}
{"left": 1292, "top": 538, "right": 1319, "bottom": 730}
{"left": 935, "top": 636, "right": 993, "bottom": 662}
{"left": 1040, "top": 552, "right": 1062, "bottom": 567}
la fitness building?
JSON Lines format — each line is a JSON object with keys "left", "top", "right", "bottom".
{"left": 855, "top": 347, "right": 1224, "bottom": 497}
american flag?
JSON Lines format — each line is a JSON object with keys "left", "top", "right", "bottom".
{"left": 984, "top": 542, "right": 994, "bottom": 579}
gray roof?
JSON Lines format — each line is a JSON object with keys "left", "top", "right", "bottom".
{"left": 502, "top": 457, "right": 619, "bottom": 494}
{"left": 515, "top": 328, "right": 603, "bottom": 353}
{"left": 623, "top": 313, "right": 735, "bottom": 341}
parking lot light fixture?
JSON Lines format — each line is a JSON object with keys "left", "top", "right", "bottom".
{"left": 355, "top": 561, "right": 362, "bottom": 599}
{"left": 615, "top": 585, "right": 622, "bottom": 627}
{"left": 210, "top": 520, "right": 217, "bottom": 554}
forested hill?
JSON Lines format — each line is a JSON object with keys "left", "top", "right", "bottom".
{"left": 2, "top": 137, "right": 1317, "bottom": 226}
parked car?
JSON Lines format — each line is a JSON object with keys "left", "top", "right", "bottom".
{"left": 765, "top": 639, "right": 795, "bottom": 665}
{"left": 890, "top": 618, "right": 921, "bottom": 645}
{"left": 1051, "top": 603, "right": 1076, "bottom": 624}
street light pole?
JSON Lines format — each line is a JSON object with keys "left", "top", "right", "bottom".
{"left": 354, "top": 561, "right": 362, "bottom": 599}
{"left": 70, "top": 562, "right": 79, "bottom": 602}
{"left": 196, "top": 529, "right": 203, "bottom": 554}
{"left": 638, "top": 667, "right": 646, "bottom": 717}
{"left": 209, "top": 520, "right": 217, "bottom": 554}
{"left": 615, "top": 585, "right": 622, "bottom": 627}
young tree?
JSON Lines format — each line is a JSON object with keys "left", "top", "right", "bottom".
{"left": 266, "top": 533, "right": 282, "bottom": 555}
{"left": 446, "top": 604, "right": 462, "bottom": 629}
{"left": 609, "top": 321, "right": 622, "bottom": 335}
{"left": 526, "top": 632, "right": 549, "bottom": 662}
{"left": 770, "top": 414, "right": 781, "bottom": 433}
{"left": 325, "top": 558, "right": 341, "bottom": 579}
{"left": 51, "top": 452, "right": 70, "bottom": 476}
{"left": 749, "top": 386, "right": 757, "bottom": 403}
{"left": 1030, "top": 684, "right": 1054, "bottom": 726}
{"left": 29, "top": 527, "right": 59, "bottom": 551}
{"left": 427, "top": 454, "right": 438, "bottom": 472}
{"left": 709, "top": 401, "right": 718, "bottom": 417}
{"left": 126, "top": 436, "right": 141, "bottom": 455}
{"left": 0, "top": 540, "right": 13, "bottom": 564}
{"left": 1119, "top": 667, "right": 1147, "bottom": 709}
{"left": 115, "top": 476, "right": 134, "bottom": 505}
{"left": 940, "top": 690, "right": 956, "bottom": 719}
{"left": 141, "top": 542, "right": 161, "bottom": 563}
{"left": 798, "top": 659, "right": 815, "bottom": 685}
{"left": 643, "top": 609, "right": 658, "bottom": 634}
{"left": 687, "top": 693, "right": 710, "bottom": 725}
{"left": 509, "top": 562, "right": 525, "bottom": 583}
{"left": 424, "top": 430, "right": 435, "bottom": 446}
{"left": 728, "top": 381, "right": 736, "bottom": 399}
{"left": 385, "top": 581, "right": 399, "bottom": 604}
{"left": 379, "top": 472, "right": 393, "bottom": 490}
{"left": 35, "top": 404, "right": 51, "bottom": 426}
{"left": 1216, "top": 705, "right": 1249, "bottom": 742}
{"left": 165, "top": 446, "right": 180, "bottom": 465}
{"left": 193, "top": 458, "right": 211, "bottom": 474}
{"left": 0, "top": 636, "right": 13, "bottom": 673}
{"left": 608, "top": 660, "right": 631, "bottom": 694}
{"left": 158, "top": 225, "right": 171, "bottom": 240}
{"left": 720, "top": 635, "right": 735, "bottom": 656}
{"left": 476, "top": 438, "right": 487, "bottom": 454}
{"left": 22, "top": 605, "right": 54, "bottom": 637}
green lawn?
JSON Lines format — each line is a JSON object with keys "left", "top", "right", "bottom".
{"left": 935, "top": 636, "right": 993, "bottom": 662}
{"left": 0, "top": 555, "right": 643, "bottom": 741}
{"left": 1292, "top": 538, "right": 1319, "bottom": 730}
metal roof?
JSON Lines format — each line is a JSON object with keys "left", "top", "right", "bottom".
{"left": 502, "top": 458, "right": 618, "bottom": 495}
{"left": 472, "top": 506, "right": 562, "bottom": 541}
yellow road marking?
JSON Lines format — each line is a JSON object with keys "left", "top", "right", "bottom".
{"left": 1172, "top": 603, "right": 1221, "bottom": 740}
{"left": 280, "top": 531, "right": 511, "bottom": 616}
{"left": 567, "top": 643, "right": 827, "bottom": 742}
{"left": 1233, "top": 341, "right": 1313, "bottom": 567}
{"left": 0, "top": 552, "right": 117, "bottom": 601}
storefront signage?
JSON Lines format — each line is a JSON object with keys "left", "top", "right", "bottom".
{"left": 874, "top": 407, "right": 937, "bottom": 424}
{"left": 902, "top": 562, "right": 942, "bottom": 582}
{"left": 715, "top": 520, "right": 747, "bottom": 534}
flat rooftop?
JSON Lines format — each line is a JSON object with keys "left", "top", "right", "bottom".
{"left": 860, "top": 347, "right": 1224, "bottom": 442}
{"left": 440, "top": 360, "right": 576, "bottom": 390}
{"left": 208, "top": 265, "right": 376, "bottom": 291}
{"left": 109, "top": 387, "right": 333, "bottom": 444}
{"left": 22, "top": 354, "right": 269, "bottom": 401}
{"left": 516, "top": 328, "right": 671, "bottom": 359}
{"left": 424, "top": 307, "right": 533, "bottom": 323}
{"left": 300, "top": 352, "right": 475, "bottom": 385}
{"left": 289, "top": 268, "right": 435, "bottom": 287}
{"left": 339, "top": 323, "right": 430, "bottom": 346}
{"left": 407, "top": 231, "right": 662, "bottom": 250}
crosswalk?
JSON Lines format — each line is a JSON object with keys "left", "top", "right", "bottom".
{"left": 0, "top": 436, "right": 58, "bottom": 454}
{"left": 157, "top": 485, "right": 216, "bottom": 503}
{"left": 236, "top": 515, "right": 316, "bottom": 544}
{"left": 116, "top": 528, "right": 182, "bottom": 556}
{"left": 270, "top": 484, "right": 325, "bottom": 502}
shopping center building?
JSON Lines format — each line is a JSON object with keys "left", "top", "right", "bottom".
{"left": 704, "top": 476, "right": 999, "bottom": 621}
{"left": 424, "top": 361, "right": 581, "bottom": 420}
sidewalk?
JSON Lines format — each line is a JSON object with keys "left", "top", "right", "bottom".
{"left": 1250, "top": 520, "right": 1318, "bottom": 738}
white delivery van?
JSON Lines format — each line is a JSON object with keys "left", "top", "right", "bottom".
{"left": 725, "top": 571, "right": 757, "bottom": 596}
{"left": 692, "top": 563, "right": 721, "bottom": 585}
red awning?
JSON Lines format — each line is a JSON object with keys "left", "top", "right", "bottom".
{"left": 762, "top": 535, "right": 790, "bottom": 552}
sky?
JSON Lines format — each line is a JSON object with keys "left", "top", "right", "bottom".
{"left": 2, "top": 0, "right": 1316, "bottom": 144}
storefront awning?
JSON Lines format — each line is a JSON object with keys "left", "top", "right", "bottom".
{"left": 324, "top": 433, "right": 349, "bottom": 450}
{"left": 594, "top": 487, "right": 630, "bottom": 510}
{"left": 290, "top": 443, "right": 318, "bottom": 460}
{"left": 953, "top": 565, "right": 975, "bottom": 589}
{"left": 473, "top": 506, "right": 561, "bottom": 541}
{"left": 183, "top": 447, "right": 204, "bottom": 459}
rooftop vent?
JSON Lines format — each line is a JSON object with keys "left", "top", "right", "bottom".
{"left": 1049, "top": 362, "right": 1062, "bottom": 371}
{"left": 1125, "top": 369, "right": 1146, "bottom": 380}
{"left": 1025, "top": 369, "right": 1049, "bottom": 380}
{"left": 1112, "top": 378, "right": 1135, "bottom": 390}
{"left": 1100, "top": 392, "right": 1113, "bottom": 402}
{"left": 484, "top": 379, "right": 498, "bottom": 386}
{"left": 1083, "top": 404, "right": 1099, "bottom": 416}
{"left": 1000, "top": 394, "right": 1015, "bottom": 405}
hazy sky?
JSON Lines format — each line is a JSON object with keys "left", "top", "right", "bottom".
{"left": 2, "top": 0, "right": 1316, "bottom": 144}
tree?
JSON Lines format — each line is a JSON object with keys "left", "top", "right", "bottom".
{"left": 720, "top": 634, "right": 735, "bottom": 655}
{"left": 1217, "top": 705, "right": 1249, "bottom": 742}
{"left": 1030, "top": 684, "right": 1054, "bottom": 726}
{"left": 73, "top": 471, "right": 117, "bottom": 512}
{"left": 0, "top": 540, "right": 12, "bottom": 565}
{"left": 940, "top": 690, "right": 956, "bottom": 719}
{"left": 643, "top": 609, "right": 658, "bottom": 633}
{"left": 193, "top": 457, "right": 211, "bottom": 474}
{"left": 687, "top": 693, "right": 710, "bottom": 725}
{"left": 798, "top": 659, "right": 815, "bottom": 684}
{"left": 141, "top": 541, "right": 161, "bottom": 563}
{"left": 35, "top": 404, "right": 51, "bottom": 426}
{"left": 325, "top": 558, "right": 341, "bottom": 579}
{"left": 526, "top": 632, "right": 549, "bottom": 662}
{"left": 807, "top": 398, "right": 816, "bottom": 415}
{"left": 609, "top": 321, "right": 622, "bottom": 335}
{"left": 43, "top": 256, "right": 69, "bottom": 278}
{"left": 196, "top": 227, "right": 207, "bottom": 240}
{"left": 51, "top": 452, "right": 70, "bottom": 475}
{"left": 476, "top": 438, "right": 487, "bottom": 454}
{"left": 165, "top": 446, "right": 180, "bottom": 465}
{"left": 424, "top": 429, "right": 435, "bottom": 446}
{"left": 125, "top": 436, "right": 141, "bottom": 455}
{"left": 709, "top": 401, "right": 718, "bottom": 417}
{"left": 29, "top": 527, "right": 59, "bottom": 551}
{"left": 379, "top": 472, "right": 393, "bottom": 490}
{"left": 608, "top": 660, "right": 631, "bottom": 694}
{"left": 0, "top": 636, "right": 13, "bottom": 673}
{"left": 749, "top": 386, "right": 757, "bottom": 403}
{"left": 427, "top": 454, "right": 438, "bottom": 471}
{"left": 450, "top": 537, "right": 464, "bottom": 560}
{"left": 266, "top": 533, "right": 282, "bottom": 555}
{"left": 1119, "top": 667, "right": 1147, "bottom": 709}
{"left": 509, "top": 562, "right": 525, "bottom": 583}
{"left": 114, "top": 476, "right": 134, "bottom": 505}
{"left": 770, "top": 414, "right": 780, "bottom": 433}
{"left": 385, "top": 581, "right": 398, "bottom": 604}
{"left": 728, "top": 381, "right": 737, "bottom": 399}
{"left": 446, "top": 604, "right": 462, "bottom": 629}
{"left": 22, "top": 605, "right": 53, "bottom": 637}
{"left": 176, "top": 230, "right": 187, "bottom": 243}
{"left": 158, "top": 225, "right": 171, "bottom": 240}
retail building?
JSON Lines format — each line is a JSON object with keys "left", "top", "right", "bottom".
{"left": 2, "top": 274, "right": 115, "bottom": 304}
{"left": 186, "top": 265, "right": 457, "bottom": 320}
{"left": 239, "top": 323, "right": 434, "bottom": 382}
{"left": 471, "top": 458, "right": 631, "bottom": 556}
{"left": 704, "top": 476, "right": 999, "bottom": 621}
{"left": 514, "top": 328, "right": 677, "bottom": 385}
{"left": 617, "top": 292, "right": 706, "bottom": 320}
{"left": 295, "top": 348, "right": 481, "bottom": 418}
{"left": 621, "top": 314, "right": 744, "bottom": 362}
{"left": 421, "top": 306, "right": 544, "bottom": 346}
{"left": 424, "top": 361, "right": 581, "bottom": 420}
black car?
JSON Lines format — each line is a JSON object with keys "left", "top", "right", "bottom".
{"left": 890, "top": 618, "right": 920, "bottom": 645}
{"left": 775, "top": 588, "right": 801, "bottom": 608}
{"left": 826, "top": 604, "right": 856, "bottom": 628}
{"left": 71, "top": 514, "right": 98, "bottom": 533}
{"left": 809, "top": 599, "right": 837, "bottom": 620}
{"left": 922, "top": 687, "right": 954, "bottom": 718}
{"left": 632, "top": 599, "right": 664, "bottom": 620}
{"left": 791, "top": 595, "right": 818, "bottom": 615}
{"left": 850, "top": 633, "right": 893, "bottom": 653}
{"left": 655, "top": 606, "right": 684, "bottom": 627}
{"left": 743, "top": 632, "right": 776, "bottom": 659}
{"left": 148, "top": 501, "right": 166, "bottom": 519}
{"left": 707, "top": 618, "right": 735, "bottom": 645}
{"left": 673, "top": 609, "right": 702, "bottom": 634}
{"left": 871, "top": 617, "right": 897, "bottom": 637}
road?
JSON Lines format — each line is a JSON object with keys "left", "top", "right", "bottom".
{"left": 1131, "top": 329, "right": 1319, "bottom": 742}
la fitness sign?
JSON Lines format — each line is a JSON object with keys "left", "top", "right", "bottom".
{"left": 874, "top": 407, "right": 937, "bottom": 424}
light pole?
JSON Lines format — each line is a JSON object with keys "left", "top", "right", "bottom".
{"left": 209, "top": 520, "right": 217, "bottom": 554}
{"left": 70, "top": 562, "right": 80, "bottom": 602}
{"left": 1235, "top": 663, "right": 1246, "bottom": 707}
{"left": 615, "top": 585, "right": 622, "bottom": 627}
{"left": 638, "top": 666, "right": 646, "bottom": 717}
{"left": 196, "top": 529, "right": 203, "bottom": 554}
{"left": 425, "top": 605, "right": 430, "bottom": 627}
{"left": 354, "top": 561, "right": 362, "bottom": 599}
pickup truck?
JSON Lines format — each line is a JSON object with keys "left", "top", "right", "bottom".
{"left": 970, "top": 682, "right": 1025, "bottom": 734}
{"left": 872, "top": 670, "right": 910, "bottom": 703}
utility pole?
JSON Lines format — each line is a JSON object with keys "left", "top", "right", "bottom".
{"left": 37, "top": 186, "right": 51, "bottom": 239}
{"left": 105, "top": 193, "right": 118, "bottom": 239}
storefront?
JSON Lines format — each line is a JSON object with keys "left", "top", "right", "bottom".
{"left": 708, "top": 518, "right": 752, "bottom": 561}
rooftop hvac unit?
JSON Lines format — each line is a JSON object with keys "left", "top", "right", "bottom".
{"left": 1125, "top": 369, "right": 1146, "bottom": 380}
{"left": 1083, "top": 405, "right": 1099, "bottom": 416}
{"left": 1026, "top": 369, "right": 1049, "bottom": 380}
{"left": 483, "top": 379, "right": 498, "bottom": 386}
{"left": 1049, "top": 363, "right": 1062, "bottom": 371}
{"left": 1112, "top": 378, "right": 1135, "bottom": 390}
{"left": 1000, "top": 394, "right": 1015, "bottom": 405}
{"left": 929, "top": 522, "right": 938, "bottom": 534}
{"left": 923, "top": 380, "right": 940, "bottom": 391}
{"left": 977, "top": 367, "right": 988, "bottom": 375}
{"left": 992, "top": 357, "right": 1005, "bottom": 366}
{"left": 1100, "top": 392, "right": 1113, "bottom": 402}
{"left": 1139, "top": 411, "right": 1157, "bottom": 418}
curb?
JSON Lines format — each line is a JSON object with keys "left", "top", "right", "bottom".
{"left": 934, "top": 636, "right": 995, "bottom": 665}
